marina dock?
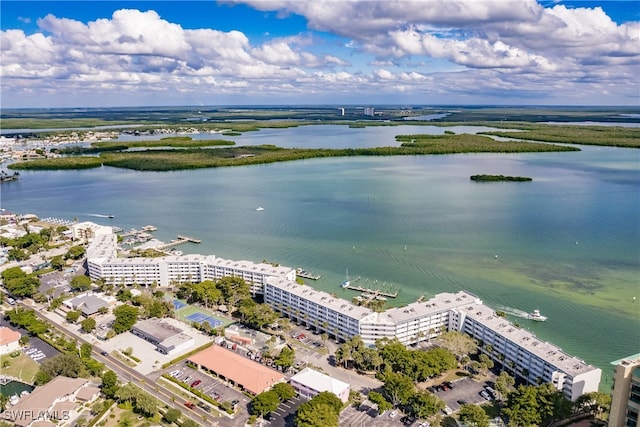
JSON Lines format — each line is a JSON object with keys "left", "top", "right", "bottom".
{"left": 156, "top": 235, "right": 202, "bottom": 250}
{"left": 296, "top": 268, "right": 321, "bottom": 280}
{"left": 342, "top": 283, "right": 398, "bottom": 298}
{"left": 177, "top": 234, "right": 201, "bottom": 243}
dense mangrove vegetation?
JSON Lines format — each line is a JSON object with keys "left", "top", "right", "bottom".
{"left": 470, "top": 174, "right": 533, "bottom": 182}
{"left": 395, "top": 133, "right": 580, "bottom": 153}
{"left": 10, "top": 133, "right": 578, "bottom": 172}
{"left": 479, "top": 124, "right": 640, "bottom": 148}
{"left": 53, "top": 137, "right": 235, "bottom": 155}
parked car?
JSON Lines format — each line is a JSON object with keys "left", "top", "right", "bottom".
{"left": 191, "top": 380, "right": 201, "bottom": 387}
{"left": 480, "top": 390, "right": 491, "bottom": 400}
{"left": 389, "top": 410, "right": 398, "bottom": 419}
{"left": 485, "top": 386, "right": 496, "bottom": 398}
{"left": 231, "top": 399, "right": 240, "bottom": 408}
{"left": 442, "top": 405, "right": 452, "bottom": 415}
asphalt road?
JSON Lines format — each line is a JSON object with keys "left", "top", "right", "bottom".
{"left": 15, "top": 299, "right": 223, "bottom": 427}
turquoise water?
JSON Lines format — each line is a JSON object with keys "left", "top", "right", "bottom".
{"left": 3, "top": 125, "right": 639, "bottom": 388}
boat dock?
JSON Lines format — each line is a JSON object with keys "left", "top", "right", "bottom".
{"left": 156, "top": 235, "right": 202, "bottom": 250}
{"left": 342, "top": 283, "right": 398, "bottom": 298}
{"left": 177, "top": 234, "right": 201, "bottom": 244}
{"left": 296, "top": 268, "right": 321, "bottom": 280}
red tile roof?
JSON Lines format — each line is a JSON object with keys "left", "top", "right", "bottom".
{"left": 0, "top": 326, "right": 21, "bottom": 346}
{"left": 188, "top": 345, "right": 284, "bottom": 395}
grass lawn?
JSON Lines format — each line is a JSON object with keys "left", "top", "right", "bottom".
{"left": 0, "top": 352, "right": 40, "bottom": 383}
{"left": 102, "top": 403, "right": 163, "bottom": 427}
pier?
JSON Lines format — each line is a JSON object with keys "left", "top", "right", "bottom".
{"left": 155, "top": 235, "right": 202, "bottom": 250}
{"left": 342, "top": 283, "right": 398, "bottom": 298}
{"left": 177, "top": 234, "right": 201, "bottom": 244}
{"left": 296, "top": 268, "right": 321, "bottom": 280}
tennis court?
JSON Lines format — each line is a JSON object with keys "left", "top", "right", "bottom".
{"left": 173, "top": 299, "right": 187, "bottom": 310}
{"left": 185, "top": 312, "right": 223, "bottom": 328}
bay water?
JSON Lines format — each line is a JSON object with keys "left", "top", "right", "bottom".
{"left": 2, "top": 124, "right": 638, "bottom": 388}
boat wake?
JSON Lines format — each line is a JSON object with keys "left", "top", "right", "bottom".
{"left": 496, "top": 306, "right": 532, "bottom": 319}
{"left": 86, "top": 213, "right": 112, "bottom": 218}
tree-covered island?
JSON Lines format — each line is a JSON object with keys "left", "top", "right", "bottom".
{"left": 9, "top": 133, "right": 578, "bottom": 172}
{"left": 470, "top": 174, "right": 533, "bottom": 182}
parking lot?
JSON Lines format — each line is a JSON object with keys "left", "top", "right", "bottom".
{"left": 338, "top": 400, "right": 416, "bottom": 427}
{"left": 0, "top": 317, "right": 60, "bottom": 363}
{"left": 431, "top": 377, "right": 493, "bottom": 413}
{"left": 163, "top": 360, "right": 249, "bottom": 415}
{"left": 261, "top": 395, "right": 305, "bottom": 427}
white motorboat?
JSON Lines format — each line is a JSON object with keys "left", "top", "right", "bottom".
{"left": 528, "top": 309, "right": 547, "bottom": 321}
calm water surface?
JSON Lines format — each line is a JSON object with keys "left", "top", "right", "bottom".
{"left": 3, "top": 125, "right": 639, "bottom": 388}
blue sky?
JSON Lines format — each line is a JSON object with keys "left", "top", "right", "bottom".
{"left": 1, "top": 1, "right": 639, "bottom": 107}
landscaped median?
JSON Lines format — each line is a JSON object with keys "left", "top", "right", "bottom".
{"left": 160, "top": 373, "right": 234, "bottom": 415}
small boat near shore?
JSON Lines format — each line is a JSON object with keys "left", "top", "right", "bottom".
{"left": 527, "top": 309, "right": 547, "bottom": 322}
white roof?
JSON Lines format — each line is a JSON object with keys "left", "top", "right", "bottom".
{"left": 290, "top": 367, "right": 350, "bottom": 395}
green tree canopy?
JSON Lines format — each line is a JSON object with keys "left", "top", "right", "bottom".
{"left": 5, "top": 275, "right": 39, "bottom": 298}
{"left": 65, "top": 245, "right": 86, "bottom": 260}
{"left": 294, "top": 391, "right": 342, "bottom": 427}
{"left": 40, "top": 353, "right": 86, "bottom": 379}
{"left": 382, "top": 371, "right": 415, "bottom": 407}
{"left": 295, "top": 402, "right": 339, "bottom": 427}
{"left": 70, "top": 275, "right": 92, "bottom": 291}
{"left": 272, "top": 383, "right": 296, "bottom": 401}
{"left": 112, "top": 305, "right": 139, "bottom": 333}
{"left": 495, "top": 371, "right": 515, "bottom": 400}
{"left": 409, "top": 390, "right": 444, "bottom": 419}
{"left": 80, "top": 343, "right": 92, "bottom": 359}
{"left": 115, "top": 383, "right": 138, "bottom": 404}
{"left": 274, "top": 346, "right": 295, "bottom": 369}
{"left": 163, "top": 408, "right": 181, "bottom": 424}
{"left": 459, "top": 404, "right": 490, "bottom": 427}
{"left": 80, "top": 317, "right": 96, "bottom": 333}
{"left": 434, "top": 331, "right": 478, "bottom": 360}
{"left": 251, "top": 390, "right": 280, "bottom": 417}
{"left": 134, "top": 391, "right": 159, "bottom": 417}
{"left": 101, "top": 370, "right": 119, "bottom": 398}
{"left": 1, "top": 266, "right": 26, "bottom": 281}
{"left": 368, "top": 391, "right": 392, "bottom": 414}
{"left": 66, "top": 310, "right": 81, "bottom": 323}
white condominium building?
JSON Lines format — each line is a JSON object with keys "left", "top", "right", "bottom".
{"left": 85, "top": 233, "right": 295, "bottom": 293}
{"left": 454, "top": 303, "right": 602, "bottom": 401}
{"left": 84, "top": 230, "right": 600, "bottom": 401}
{"left": 264, "top": 277, "right": 601, "bottom": 401}
{"left": 264, "top": 277, "right": 372, "bottom": 341}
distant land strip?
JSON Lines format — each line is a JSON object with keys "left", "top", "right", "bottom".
{"left": 478, "top": 125, "right": 640, "bottom": 149}
{"left": 9, "top": 133, "right": 579, "bottom": 172}
{"left": 470, "top": 174, "right": 533, "bottom": 182}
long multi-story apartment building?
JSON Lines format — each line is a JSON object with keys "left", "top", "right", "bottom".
{"left": 85, "top": 233, "right": 295, "bottom": 294}
{"left": 84, "top": 232, "right": 601, "bottom": 401}
{"left": 264, "top": 277, "right": 601, "bottom": 401}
